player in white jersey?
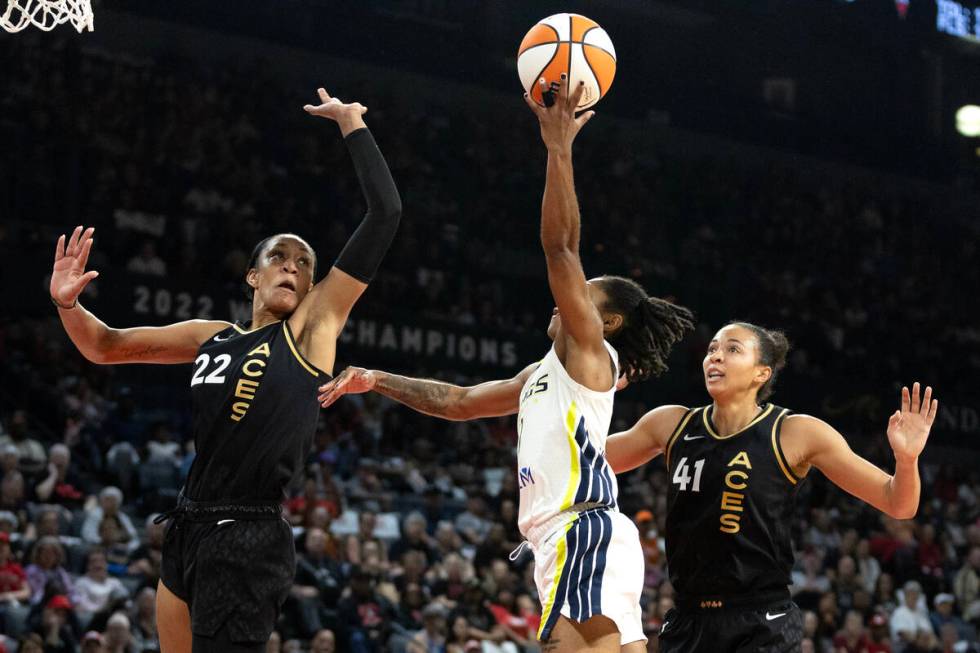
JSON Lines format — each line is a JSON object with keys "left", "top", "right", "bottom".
{"left": 317, "top": 77, "right": 694, "bottom": 651}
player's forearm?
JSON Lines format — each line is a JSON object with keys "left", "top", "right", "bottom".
{"left": 372, "top": 371, "right": 469, "bottom": 421}
{"left": 57, "top": 302, "right": 115, "bottom": 364}
{"left": 333, "top": 128, "right": 402, "bottom": 283}
{"left": 540, "top": 149, "right": 580, "bottom": 254}
{"left": 885, "top": 458, "right": 920, "bottom": 519}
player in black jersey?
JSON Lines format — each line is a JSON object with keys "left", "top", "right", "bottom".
{"left": 605, "top": 321, "right": 939, "bottom": 653}
{"left": 49, "top": 88, "right": 401, "bottom": 653}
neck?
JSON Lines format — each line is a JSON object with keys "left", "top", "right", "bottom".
{"left": 250, "top": 306, "right": 283, "bottom": 329}
{"left": 710, "top": 395, "right": 764, "bottom": 436}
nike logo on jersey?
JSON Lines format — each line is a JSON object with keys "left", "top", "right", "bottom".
{"left": 217, "top": 519, "right": 236, "bottom": 526}
{"left": 766, "top": 612, "right": 786, "bottom": 621}
{"left": 683, "top": 433, "right": 705, "bottom": 441}
{"left": 660, "top": 620, "right": 669, "bottom": 633}
{"left": 213, "top": 333, "right": 232, "bottom": 342}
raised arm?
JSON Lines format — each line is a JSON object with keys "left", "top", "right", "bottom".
{"left": 317, "top": 364, "right": 539, "bottom": 421}
{"left": 51, "top": 226, "right": 227, "bottom": 365}
{"left": 606, "top": 405, "right": 688, "bottom": 474}
{"left": 289, "top": 88, "right": 402, "bottom": 373}
{"left": 785, "top": 383, "right": 938, "bottom": 520}
{"left": 524, "top": 77, "right": 609, "bottom": 389}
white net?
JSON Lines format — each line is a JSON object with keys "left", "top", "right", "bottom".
{"left": 1, "top": 0, "right": 93, "bottom": 33}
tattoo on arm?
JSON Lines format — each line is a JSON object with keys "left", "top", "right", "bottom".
{"left": 117, "top": 345, "right": 168, "bottom": 359}
{"left": 374, "top": 373, "right": 463, "bottom": 418}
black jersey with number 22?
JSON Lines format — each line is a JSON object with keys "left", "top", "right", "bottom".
{"left": 183, "top": 320, "right": 326, "bottom": 502}
{"left": 663, "top": 403, "right": 803, "bottom": 601}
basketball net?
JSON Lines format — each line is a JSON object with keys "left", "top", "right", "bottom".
{"left": 1, "top": 0, "right": 93, "bottom": 33}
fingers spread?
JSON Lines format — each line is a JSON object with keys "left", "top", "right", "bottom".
{"left": 67, "top": 225, "right": 83, "bottom": 255}
{"left": 911, "top": 381, "right": 921, "bottom": 413}
{"left": 77, "top": 235, "right": 94, "bottom": 270}
{"left": 54, "top": 234, "right": 65, "bottom": 262}
{"left": 901, "top": 386, "right": 910, "bottom": 414}
{"left": 317, "top": 88, "right": 331, "bottom": 103}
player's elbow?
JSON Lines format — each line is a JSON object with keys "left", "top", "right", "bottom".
{"left": 383, "top": 196, "right": 402, "bottom": 221}
{"left": 891, "top": 505, "right": 918, "bottom": 520}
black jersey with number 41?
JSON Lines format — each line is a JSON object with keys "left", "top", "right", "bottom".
{"left": 663, "top": 403, "right": 803, "bottom": 600}
{"left": 183, "top": 320, "right": 326, "bottom": 502}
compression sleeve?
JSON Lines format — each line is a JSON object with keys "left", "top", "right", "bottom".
{"left": 333, "top": 127, "right": 402, "bottom": 283}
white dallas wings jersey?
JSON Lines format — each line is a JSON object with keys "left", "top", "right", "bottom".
{"left": 516, "top": 341, "right": 620, "bottom": 538}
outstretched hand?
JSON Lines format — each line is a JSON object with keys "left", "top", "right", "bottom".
{"left": 886, "top": 382, "right": 938, "bottom": 464}
{"left": 51, "top": 226, "right": 99, "bottom": 308}
{"left": 523, "top": 75, "right": 595, "bottom": 152}
{"left": 303, "top": 88, "right": 367, "bottom": 135}
{"left": 318, "top": 366, "right": 377, "bottom": 408}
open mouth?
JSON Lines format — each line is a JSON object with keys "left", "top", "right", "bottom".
{"left": 277, "top": 280, "right": 297, "bottom": 292}
{"left": 706, "top": 368, "right": 725, "bottom": 380}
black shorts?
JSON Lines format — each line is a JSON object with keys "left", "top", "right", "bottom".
{"left": 658, "top": 593, "right": 802, "bottom": 653}
{"left": 160, "top": 497, "right": 295, "bottom": 644}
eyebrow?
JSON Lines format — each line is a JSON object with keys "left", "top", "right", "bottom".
{"left": 708, "top": 338, "right": 745, "bottom": 345}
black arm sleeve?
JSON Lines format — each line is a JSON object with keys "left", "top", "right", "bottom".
{"left": 333, "top": 127, "right": 402, "bottom": 283}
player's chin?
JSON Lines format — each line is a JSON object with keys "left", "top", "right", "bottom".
{"left": 266, "top": 293, "right": 300, "bottom": 315}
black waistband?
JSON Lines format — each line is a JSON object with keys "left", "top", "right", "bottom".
{"left": 674, "top": 589, "right": 790, "bottom": 611}
{"left": 153, "top": 493, "right": 282, "bottom": 524}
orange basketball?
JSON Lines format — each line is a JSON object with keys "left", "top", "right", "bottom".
{"left": 517, "top": 13, "right": 616, "bottom": 110}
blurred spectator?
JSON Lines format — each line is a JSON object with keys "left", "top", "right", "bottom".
{"left": 310, "top": 629, "right": 336, "bottom": 653}
{"left": 33, "top": 594, "right": 78, "bottom": 653}
{"left": 73, "top": 548, "right": 129, "bottom": 624}
{"left": 130, "top": 587, "right": 158, "bottom": 652}
{"left": 833, "top": 609, "right": 872, "bottom": 653}
{"left": 454, "top": 496, "right": 491, "bottom": 546}
{"left": 286, "top": 527, "right": 343, "bottom": 638}
{"left": 890, "top": 581, "right": 935, "bottom": 649}
{"left": 389, "top": 512, "right": 435, "bottom": 564}
{"left": 336, "top": 567, "right": 397, "bottom": 652}
{"left": 406, "top": 602, "right": 447, "bottom": 653}
{"left": 24, "top": 537, "right": 74, "bottom": 606}
{"left": 867, "top": 612, "right": 893, "bottom": 653}
{"left": 35, "top": 444, "right": 87, "bottom": 507}
{"left": 953, "top": 546, "right": 980, "bottom": 623}
{"left": 81, "top": 630, "right": 106, "bottom": 653}
{"left": 126, "top": 515, "right": 164, "bottom": 588}
{"left": 81, "top": 487, "right": 139, "bottom": 552}
{"left": 929, "top": 593, "right": 973, "bottom": 644}
{"left": 103, "top": 610, "right": 134, "bottom": 653}
{"left": 0, "top": 411, "right": 46, "bottom": 476}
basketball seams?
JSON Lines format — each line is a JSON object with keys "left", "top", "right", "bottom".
{"left": 566, "top": 14, "right": 573, "bottom": 83}
{"left": 518, "top": 22, "right": 560, "bottom": 56}
{"left": 529, "top": 43, "right": 565, "bottom": 104}
{"left": 577, "top": 44, "right": 602, "bottom": 103}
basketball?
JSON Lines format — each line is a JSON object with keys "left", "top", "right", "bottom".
{"left": 517, "top": 13, "right": 616, "bottom": 110}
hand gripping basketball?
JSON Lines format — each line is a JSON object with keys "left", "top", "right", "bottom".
{"left": 50, "top": 225, "right": 99, "bottom": 308}
{"left": 523, "top": 75, "right": 596, "bottom": 152}
{"left": 318, "top": 366, "right": 377, "bottom": 408}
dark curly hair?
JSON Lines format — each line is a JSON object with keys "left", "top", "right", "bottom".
{"left": 595, "top": 275, "right": 695, "bottom": 383}
{"left": 727, "top": 321, "right": 791, "bottom": 401}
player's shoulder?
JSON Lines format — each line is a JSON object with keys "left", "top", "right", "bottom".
{"left": 637, "top": 404, "right": 691, "bottom": 444}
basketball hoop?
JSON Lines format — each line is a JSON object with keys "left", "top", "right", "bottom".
{"left": 1, "top": 0, "right": 93, "bottom": 33}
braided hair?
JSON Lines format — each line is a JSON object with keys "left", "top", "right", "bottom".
{"left": 727, "top": 321, "right": 791, "bottom": 401}
{"left": 595, "top": 275, "right": 695, "bottom": 383}
{"left": 244, "top": 233, "right": 318, "bottom": 300}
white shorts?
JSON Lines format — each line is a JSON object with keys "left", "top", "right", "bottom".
{"left": 531, "top": 508, "right": 646, "bottom": 644}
